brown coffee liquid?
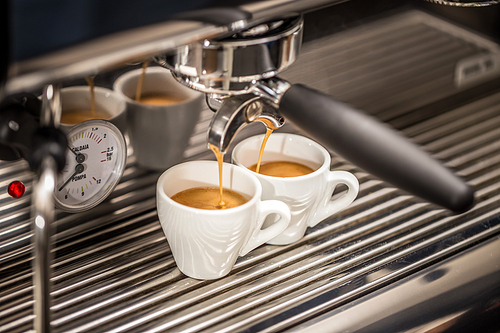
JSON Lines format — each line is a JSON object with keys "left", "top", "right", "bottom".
{"left": 171, "top": 186, "right": 248, "bottom": 210}
{"left": 137, "top": 94, "right": 186, "bottom": 106}
{"left": 85, "top": 76, "right": 96, "bottom": 118}
{"left": 249, "top": 161, "right": 315, "bottom": 178}
{"left": 209, "top": 144, "right": 226, "bottom": 208}
{"left": 61, "top": 109, "right": 112, "bottom": 125}
{"left": 255, "top": 127, "right": 273, "bottom": 174}
{"left": 135, "top": 61, "right": 150, "bottom": 102}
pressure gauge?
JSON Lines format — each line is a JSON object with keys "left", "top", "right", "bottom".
{"left": 54, "top": 120, "right": 126, "bottom": 213}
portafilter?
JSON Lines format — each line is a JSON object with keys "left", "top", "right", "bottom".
{"left": 156, "top": 13, "right": 474, "bottom": 213}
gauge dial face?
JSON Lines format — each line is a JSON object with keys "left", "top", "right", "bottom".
{"left": 55, "top": 120, "right": 126, "bottom": 212}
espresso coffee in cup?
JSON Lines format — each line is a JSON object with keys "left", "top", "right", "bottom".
{"left": 171, "top": 186, "right": 249, "bottom": 210}
{"left": 156, "top": 161, "right": 291, "bottom": 279}
{"left": 232, "top": 133, "right": 359, "bottom": 245}
{"left": 136, "top": 94, "right": 186, "bottom": 106}
{"left": 60, "top": 109, "right": 112, "bottom": 125}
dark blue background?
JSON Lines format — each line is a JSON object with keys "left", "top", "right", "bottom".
{"left": 9, "top": 0, "right": 222, "bottom": 60}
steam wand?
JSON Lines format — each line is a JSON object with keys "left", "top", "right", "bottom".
{"left": 32, "top": 85, "right": 67, "bottom": 333}
{"left": 0, "top": 86, "right": 67, "bottom": 333}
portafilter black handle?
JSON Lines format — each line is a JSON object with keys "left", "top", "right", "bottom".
{"left": 279, "top": 84, "right": 474, "bottom": 213}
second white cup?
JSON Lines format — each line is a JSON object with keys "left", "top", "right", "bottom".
{"left": 232, "top": 133, "right": 359, "bottom": 245}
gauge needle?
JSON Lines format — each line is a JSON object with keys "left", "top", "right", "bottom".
{"left": 59, "top": 164, "right": 84, "bottom": 191}
{"left": 68, "top": 145, "right": 77, "bottom": 156}
{"left": 68, "top": 145, "right": 86, "bottom": 163}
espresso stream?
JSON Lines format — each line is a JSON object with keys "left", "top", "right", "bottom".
{"left": 255, "top": 127, "right": 273, "bottom": 174}
{"left": 209, "top": 144, "right": 226, "bottom": 209}
{"left": 204, "top": 122, "right": 273, "bottom": 209}
{"left": 85, "top": 76, "right": 96, "bottom": 118}
{"left": 135, "top": 61, "right": 150, "bottom": 102}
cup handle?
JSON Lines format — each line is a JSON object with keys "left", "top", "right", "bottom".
{"left": 309, "top": 171, "right": 359, "bottom": 228}
{"left": 239, "top": 200, "right": 291, "bottom": 256}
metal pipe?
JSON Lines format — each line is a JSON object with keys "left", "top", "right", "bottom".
{"left": 32, "top": 156, "right": 57, "bottom": 333}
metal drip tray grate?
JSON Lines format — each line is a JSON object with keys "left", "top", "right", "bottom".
{"left": 1, "top": 9, "right": 500, "bottom": 333}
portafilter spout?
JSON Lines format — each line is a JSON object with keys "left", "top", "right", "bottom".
{"left": 156, "top": 13, "right": 475, "bottom": 214}
{"left": 206, "top": 93, "right": 285, "bottom": 153}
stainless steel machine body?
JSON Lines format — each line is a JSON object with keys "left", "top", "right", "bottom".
{"left": 157, "top": 13, "right": 303, "bottom": 94}
{"left": 1, "top": 1, "right": 500, "bottom": 332}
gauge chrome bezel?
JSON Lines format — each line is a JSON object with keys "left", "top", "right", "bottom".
{"left": 54, "top": 120, "right": 126, "bottom": 213}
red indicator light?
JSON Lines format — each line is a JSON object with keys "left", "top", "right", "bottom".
{"left": 8, "top": 181, "right": 26, "bottom": 199}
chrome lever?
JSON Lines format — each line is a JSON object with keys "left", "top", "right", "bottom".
{"left": 32, "top": 84, "right": 62, "bottom": 333}
{"left": 33, "top": 156, "right": 56, "bottom": 333}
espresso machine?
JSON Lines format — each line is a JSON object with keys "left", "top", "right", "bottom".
{"left": 1, "top": 0, "right": 500, "bottom": 332}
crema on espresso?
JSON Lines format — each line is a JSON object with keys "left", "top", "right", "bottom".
{"left": 171, "top": 186, "right": 249, "bottom": 210}
{"left": 249, "top": 161, "right": 315, "bottom": 178}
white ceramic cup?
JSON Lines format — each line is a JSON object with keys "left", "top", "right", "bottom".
{"left": 113, "top": 67, "right": 203, "bottom": 171}
{"left": 156, "top": 161, "right": 291, "bottom": 280}
{"left": 59, "top": 86, "right": 127, "bottom": 134}
{"left": 232, "top": 133, "right": 359, "bottom": 245}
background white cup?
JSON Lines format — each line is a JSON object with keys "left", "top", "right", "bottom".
{"left": 232, "top": 133, "right": 359, "bottom": 245}
{"left": 59, "top": 86, "right": 127, "bottom": 134}
{"left": 113, "top": 67, "right": 203, "bottom": 171}
{"left": 156, "top": 161, "right": 291, "bottom": 280}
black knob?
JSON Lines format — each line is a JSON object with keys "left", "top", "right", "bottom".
{"left": 0, "top": 93, "right": 67, "bottom": 172}
{"left": 29, "top": 126, "right": 67, "bottom": 173}
{"left": 0, "top": 93, "right": 41, "bottom": 161}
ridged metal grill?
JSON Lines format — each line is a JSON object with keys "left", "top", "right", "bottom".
{"left": 1, "top": 9, "right": 500, "bottom": 333}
